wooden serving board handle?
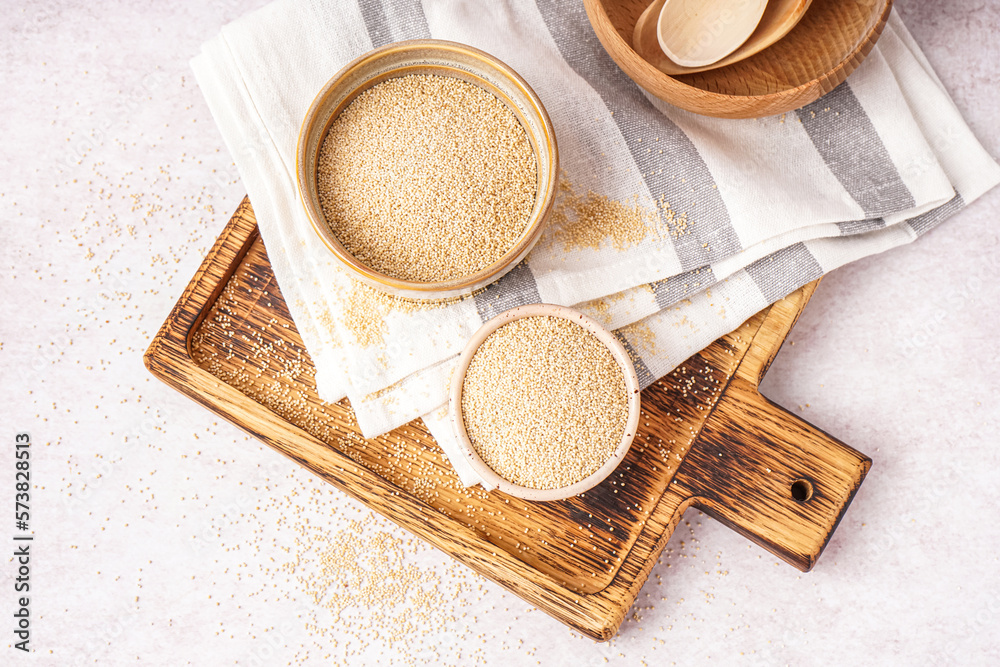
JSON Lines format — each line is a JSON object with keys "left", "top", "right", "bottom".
{"left": 672, "top": 374, "right": 871, "bottom": 571}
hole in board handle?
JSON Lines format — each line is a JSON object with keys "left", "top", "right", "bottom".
{"left": 790, "top": 479, "right": 813, "bottom": 502}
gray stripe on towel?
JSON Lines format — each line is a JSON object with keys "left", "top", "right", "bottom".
{"left": 614, "top": 332, "right": 656, "bottom": 389}
{"left": 474, "top": 261, "right": 543, "bottom": 321}
{"left": 797, "top": 83, "right": 916, "bottom": 217}
{"left": 838, "top": 217, "right": 887, "bottom": 235}
{"left": 535, "top": 0, "right": 741, "bottom": 271}
{"left": 907, "top": 194, "right": 964, "bottom": 236}
{"left": 744, "top": 242, "right": 824, "bottom": 304}
{"left": 358, "top": 0, "right": 392, "bottom": 46}
{"left": 651, "top": 266, "right": 715, "bottom": 310}
{"left": 358, "top": 0, "right": 430, "bottom": 47}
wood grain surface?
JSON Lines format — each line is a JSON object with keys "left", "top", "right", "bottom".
{"left": 585, "top": 0, "right": 892, "bottom": 118}
{"left": 144, "top": 199, "right": 871, "bottom": 640}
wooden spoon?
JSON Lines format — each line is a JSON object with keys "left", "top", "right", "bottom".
{"left": 633, "top": 0, "right": 813, "bottom": 76}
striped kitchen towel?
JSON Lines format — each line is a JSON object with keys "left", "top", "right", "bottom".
{"left": 192, "top": 1, "right": 1000, "bottom": 487}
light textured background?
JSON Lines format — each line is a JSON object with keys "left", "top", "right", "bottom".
{"left": 2, "top": 1, "right": 998, "bottom": 665}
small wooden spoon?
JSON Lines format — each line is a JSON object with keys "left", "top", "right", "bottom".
{"left": 633, "top": 0, "right": 813, "bottom": 76}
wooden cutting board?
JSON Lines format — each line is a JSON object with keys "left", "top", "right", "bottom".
{"left": 144, "top": 198, "right": 870, "bottom": 640}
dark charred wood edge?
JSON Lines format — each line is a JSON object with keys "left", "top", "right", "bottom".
{"left": 672, "top": 376, "right": 871, "bottom": 570}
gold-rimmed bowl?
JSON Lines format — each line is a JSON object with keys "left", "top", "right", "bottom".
{"left": 296, "top": 40, "right": 558, "bottom": 300}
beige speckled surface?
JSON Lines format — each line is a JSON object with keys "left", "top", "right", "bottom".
{"left": 2, "top": 1, "right": 998, "bottom": 664}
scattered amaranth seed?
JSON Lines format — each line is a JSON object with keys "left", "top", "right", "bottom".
{"left": 619, "top": 320, "right": 659, "bottom": 358}
{"left": 340, "top": 280, "right": 443, "bottom": 347}
{"left": 317, "top": 74, "right": 537, "bottom": 283}
{"left": 461, "top": 315, "right": 628, "bottom": 490}
{"left": 542, "top": 177, "right": 686, "bottom": 252}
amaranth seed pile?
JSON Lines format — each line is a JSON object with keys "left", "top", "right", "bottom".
{"left": 317, "top": 74, "right": 537, "bottom": 283}
{"left": 461, "top": 315, "right": 629, "bottom": 490}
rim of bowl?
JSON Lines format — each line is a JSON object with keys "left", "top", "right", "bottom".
{"left": 449, "top": 303, "right": 643, "bottom": 502}
{"left": 586, "top": 0, "right": 893, "bottom": 104}
{"left": 296, "top": 39, "right": 559, "bottom": 300}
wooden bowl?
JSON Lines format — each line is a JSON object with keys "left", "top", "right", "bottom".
{"left": 296, "top": 40, "right": 558, "bottom": 300}
{"left": 584, "top": 0, "right": 893, "bottom": 118}
{"left": 449, "top": 304, "right": 642, "bottom": 501}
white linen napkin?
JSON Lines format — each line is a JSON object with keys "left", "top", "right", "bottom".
{"left": 192, "top": 1, "right": 1000, "bottom": 487}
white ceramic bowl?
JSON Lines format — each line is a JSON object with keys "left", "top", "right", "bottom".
{"left": 449, "top": 303, "right": 642, "bottom": 501}
{"left": 296, "top": 40, "right": 558, "bottom": 301}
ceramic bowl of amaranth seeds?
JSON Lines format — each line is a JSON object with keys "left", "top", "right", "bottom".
{"left": 450, "top": 303, "right": 642, "bottom": 501}
{"left": 296, "top": 40, "right": 558, "bottom": 301}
